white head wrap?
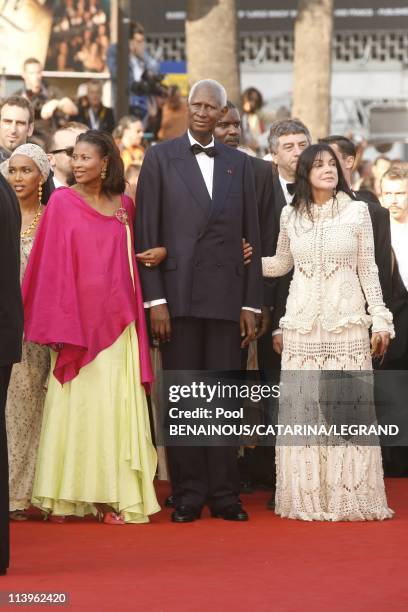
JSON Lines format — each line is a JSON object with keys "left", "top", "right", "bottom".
{"left": 0, "top": 143, "right": 51, "bottom": 182}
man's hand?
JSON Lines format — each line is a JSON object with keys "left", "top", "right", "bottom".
{"left": 240, "top": 310, "right": 256, "bottom": 348}
{"left": 136, "top": 247, "right": 167, "bottom": 267}
{"left": 272, "top": 332, "right": 283, "bottom": 355}
{"left": 255, "top": 306, "right": 271, "bottom": 340}
{"left": 371, "top": 331, "right": 390, "bottom": 360}
{"left": 242, "top": 238, "right": 253, "bottom": 265}
{"left": 150, "top": 304, "right": 171, "bottom": 343}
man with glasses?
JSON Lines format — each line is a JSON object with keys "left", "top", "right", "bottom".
{"left": 47, "top": 122, "right": 88, "bottom": 187}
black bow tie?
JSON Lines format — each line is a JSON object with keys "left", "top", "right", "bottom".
{"left": 190, "top": 143, "right": 217, "bottom": 157}
{"left": 286, "top": 182, "right": 296, "bottom": 195}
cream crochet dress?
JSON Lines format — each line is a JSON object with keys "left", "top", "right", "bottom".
{"left": 262, "top": 192, "right": 394, "bottom": 521}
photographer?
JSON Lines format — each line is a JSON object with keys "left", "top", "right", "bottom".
{"left": 107, "top": 21, "right": 160, "bottom": 121}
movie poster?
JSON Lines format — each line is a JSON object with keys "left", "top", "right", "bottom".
{"left": 44, "top": 0, "right": 110, "bottom": 72}
{"left": 0, "top": 0, "right": 110, "bottom": 75}
{"left": 0, "top": 0, "right": 52, "bottom": 74}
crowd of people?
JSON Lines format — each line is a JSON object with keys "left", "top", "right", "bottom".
{"left": 1, "top": 48, "right": 408, "bottom": 577}
{"left": 46, "top": 0, "right": 109, "bottom": 72}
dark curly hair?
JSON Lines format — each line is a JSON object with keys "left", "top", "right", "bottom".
{"left": 76, "top": 130, "right": 126, "bottom": 195}
{"left": 292, "top": 143, "right": 354, "bottom": 221}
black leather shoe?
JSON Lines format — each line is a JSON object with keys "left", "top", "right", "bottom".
{"left": 211, "top": 503, "right": 249, "bottom": 521}
{"left": 0, "top": 567, "right": 7, "bottom": 576}
{"left": 266, "top": 494, "right": 275, "bottom": 510}
{"left": 171, "top": 505, "right": 201, "bottom": 523}
{"left": 165, "top": 495, "right": 174, "bottom": 508}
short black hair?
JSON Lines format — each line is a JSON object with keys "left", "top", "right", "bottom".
{"left": 319, "top": 135, "right": 356, "bottom": 158}
{"left": 76, "top": 130, "right": 126, "bottom": 195}
{"left": 226, "top": 100, "right": 237, "bottom": 110}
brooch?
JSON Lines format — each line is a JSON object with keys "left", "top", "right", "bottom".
{"left": 115, "top": 207, "right": 129, "bottom": 225}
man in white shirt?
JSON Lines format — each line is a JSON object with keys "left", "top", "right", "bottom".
{"left": 47, "top": 122, "right": 88, "bottom": 187}
{"left": 381, "top": 167, "right": 408, "bottom": 291}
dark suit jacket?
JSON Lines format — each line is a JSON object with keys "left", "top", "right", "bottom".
{"left": 382, "top": 256, "right": 408, "bottom": 365}
{"left": 0, "top": 175, "right": 23, "bottom": 366}
{"left": 135, "top": 133, "right": 263, "bottom": 322}
{"left": 354, "top": 189, "right": 392, "bottom": 308}
{"left": 76, "top": 105, "right": 115, "bottom": 134}
{"left": 248, "top": 156, "right": 277, "bottom": 307}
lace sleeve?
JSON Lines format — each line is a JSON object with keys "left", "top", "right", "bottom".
{"left": 357, "top": 203, "right": 395, "bottom": 337}
{"left": 262, "top": 206, "right": 294, "bottom": 278}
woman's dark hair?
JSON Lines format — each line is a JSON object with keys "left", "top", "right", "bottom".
{"left": 76, "top": 130, "right": 126, "bottom": 195}
{"left": 292, "top": 143, "right": 354, "bottom": 219}
{"left": 242, "top": 87, "right": 263, "bottom": 111}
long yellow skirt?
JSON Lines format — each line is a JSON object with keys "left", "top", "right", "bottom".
{"left": 32, "top": 323, "right": 160, "bottom": 523}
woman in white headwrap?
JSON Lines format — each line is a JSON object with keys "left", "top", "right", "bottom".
{"left": 1, "top": 144, "right": 51, "bottom": 520}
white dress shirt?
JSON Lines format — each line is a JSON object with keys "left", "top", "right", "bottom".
{"left": 390, "top": 220, "right": 408, "bottom": 291}
{"left": 53, "top": 176, "right": 66, "bottom": 189}
{"left": 279, "top": 174, "right": 295, "bottom": 205}
{"left": 187, "top": 130, "right": 214, "bottom": 197}
{"left": 144, "top": 131, "right": 260, "bottom": 314}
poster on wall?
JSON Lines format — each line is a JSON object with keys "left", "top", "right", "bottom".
{"left": 0, "top": 0, "right": 110, "bottom": 75}
{"left": 0, "top": 0, "right": 53, "bottom": 74}
{"left": 44, "top": 0, "right": 110, "bottom": 72}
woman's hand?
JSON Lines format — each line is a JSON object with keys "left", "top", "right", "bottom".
{"left": 136, "top": 247, "right": 167, "bottom": 267}
{"left": 371, "top": 331, "right": 390, "bottom": 360}
{"left": 242, "top": 238, "right": 253, "bottom": 265}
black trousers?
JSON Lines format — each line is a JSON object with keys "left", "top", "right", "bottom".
{"left": 0, "top": 365, "right": 11, "bottom": 570}
{"left": 160, "top": 317, "right": 241, "bottom": 512}
{"left": 255, "top": 323, "right": 281, "bottom": 488}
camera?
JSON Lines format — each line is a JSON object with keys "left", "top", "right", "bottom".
{"left": 131, "top": 70, "right": 167, "bottom": 97}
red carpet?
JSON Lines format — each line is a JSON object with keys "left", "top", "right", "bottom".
{"left": 2, "top": 480, "right": 408, "bottom": 611}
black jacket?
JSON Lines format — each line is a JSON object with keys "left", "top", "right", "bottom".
{"left": 135, "top": 134, "right": 263, "bottom": 322}
{"left": 0, "top": 174, "right": 23, "bottom": 365}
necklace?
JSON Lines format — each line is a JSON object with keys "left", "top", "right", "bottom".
{"left": 21, "top": 205, "right": 43, "bottom": 238}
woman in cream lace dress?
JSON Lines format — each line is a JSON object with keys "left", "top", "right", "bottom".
{"left": 0, "top": 144, "right": 51, "bottom": 519}
{"left": 262, "top": 144, "right": 394, "bottom": 521}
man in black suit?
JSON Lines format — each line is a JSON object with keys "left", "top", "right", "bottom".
{"left": 259, "top": 119, "right": 312, "bottom": 509}
{"left": 214, "top": 101, "right": 278, "bottom": 491}
{"left": 76, "top": 80, "right": 115, "bottom": 133}
{"left": 0, "top": 174, "right": 24, "bottom": 575}
{"left": 320, "top": 135, "right": 392, "bottom": 307}
{"left": 135, "top": 79, "right": 262, "bottom": 523}
{"left": 263, "top": 120, "right": 312, "bottom": 368}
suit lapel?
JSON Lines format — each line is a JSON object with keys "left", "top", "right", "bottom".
{"left": 171, "top": 134, "right": 212, "bottom": 218}
{"left": 273, "top": 175, "right": 287, "bottom": 223}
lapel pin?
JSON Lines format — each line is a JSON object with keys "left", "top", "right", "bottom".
{"left": 227, "top": 169, "right": 233, "bottom": 175}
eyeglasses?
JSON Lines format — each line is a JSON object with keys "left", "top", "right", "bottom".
{"left": 50, "top": 147, "right": 74, "bottom": 157}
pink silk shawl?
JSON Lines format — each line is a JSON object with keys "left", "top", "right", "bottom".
{"left": 22, "top": 187, "right": 153, "bottom": 391}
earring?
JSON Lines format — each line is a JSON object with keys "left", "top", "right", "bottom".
{"left": 101, "top": 166, "right": 107, "bottom": 180}
{"left": 38, "top": 183, "right": 43, "bottom": 204}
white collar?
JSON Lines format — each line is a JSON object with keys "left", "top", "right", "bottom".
{"left": 188, "top": 130, "right": 215, "bottom": 148}
{"left": 53, "top": 176, "right": 66, "bottom": 189}
{"left": 279, "top": 174, "right": 293, "bottom": 188}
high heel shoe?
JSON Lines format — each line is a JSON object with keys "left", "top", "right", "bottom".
{"left": 48, "top": 514, "right": 66, "bottom": 524}
{"left": 101, "top": 512, "right": 125, "bottom": 525}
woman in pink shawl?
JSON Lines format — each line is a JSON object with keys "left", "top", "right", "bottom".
{"left": 23, "top": 131, "right": 160, "bottom": 524}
